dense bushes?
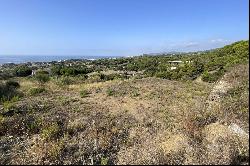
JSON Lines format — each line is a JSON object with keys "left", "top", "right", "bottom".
{"left": 145, "top": 40, "right": 247, "bottom": 81}
{"left": 55, "top": 76, "right": 73, "bottom": 86}
{"left": 202, "top": 68, "right": 225, "bottom": 83}
{"left": 1, "top": 40, "right": 247, "bottom": 84}
{"left": 99, "top": 73, "right": 126, "bottom": 81}
{"left": 154, "top": 62, "right": 204, "bottom": 80}
{"left": 36, "top": 70, "right": 50, "bottom": 75}
{"left": 0, "top": 71, "right": 14, "bottom": 80}
{"left": 0, "top": 80, "right": 21, "bottom": 102}
{"left": 35, "top": 73, "right": 50, "bottom": 85}
{"left": 48, "top": 40, "right": 248, "bottom": 82}
{"left": 14, "top": 66, "right": 32, "bottom": 77}
{"left": 51, "top": 65, "right": 93, "bottom": 76}
{"left": 5, "top": 80, "right": 20, "bottom": 88}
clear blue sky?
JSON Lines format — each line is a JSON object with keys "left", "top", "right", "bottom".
{"left": 0, "top": 0, "right": 249, "bottom": 56}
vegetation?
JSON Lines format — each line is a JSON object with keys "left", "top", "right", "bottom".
{"left": 29, "top": 87, "right": 46, "bottom": 95}
{"left": 14, "top": 66, "right": 32, "bottom": 77}
{"left": 80, "top": 89, "right": 90, "bottom": 98}
{"left": 51, "top": 65, "right": 93, "bottom": 76}
{"left": 201, "top": 68, "right": 225, "bottom": 83}
{"left": 0, "top": 80, "right": 21, "bottom": 103}
{"left": 34, "top": 72, "right": 50, "bottom": 85}
{"left": 0, "top": 40, "right": 248, "bottom": 165}
{"left": 106, "top": 88, "right": 115, "bottom": 96}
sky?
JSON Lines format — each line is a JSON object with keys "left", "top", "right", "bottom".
{"left": 0, "top": 0, "right": 249, "bottom": 56}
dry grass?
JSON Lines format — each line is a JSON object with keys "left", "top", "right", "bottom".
{"left": 0, "top": 64, "right": 248, "bottom": 164}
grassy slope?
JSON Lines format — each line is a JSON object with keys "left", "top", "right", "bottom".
{"left": 0, "top": 41, "right": 249, "bottom": 164}
{"left": 0, "top": 63, "right": 249, "bottom": 164}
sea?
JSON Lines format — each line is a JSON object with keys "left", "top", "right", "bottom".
{"left": 0, "top": 55, "right": 123, "bottom": 65}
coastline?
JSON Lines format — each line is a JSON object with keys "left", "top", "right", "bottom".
{"left": 0, "top": 55, "right": 124, "bottom": 65}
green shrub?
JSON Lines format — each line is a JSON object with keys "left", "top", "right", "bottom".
{"left": 57, "top": 76, "right": 73, "bottom": 86}
{"left": 0, "top": 115, "right": 4, "bottom": 124}
{"left": 35, "top": 70, "right": 49, "bottom": 75}
{"left": 5, "top": 80, "right": 20, "bottom": 89}
{"left": 41, "top": 123, "right": 60, "bottom": 140}
{"left": 0, "top": 81, "right": 21, "bottom": 102}
{"left": 0, "top": 70, "right": 14, "bottom": 80}
{"left": 14, "top": 66, "right": 32, "bottom": 77}
{"left": 80, "top": 89, "right": 90, "bottom": 98}
{"left": 26, "top": 117, "right": 42, "bottom": 134}
{"left": 29, "top": 87, "right": 46, "bottom": 95}
{"left": 55, "top": 65, "right": 93, "bottom": 76}
{"left": 51, "top": 65, "right": 63, "bottom": 76}
{"left": 97, "top": 73, "right": 124, "bottom": 81}
{"left": 9, "top": 96, "right": 20, "bottom": 102}
{"left": 106, "top": 88, "right": 115, "bottom": 96}
{"left": 3, "top": 100, "right": 16, "bottom": 111}
{"left": 101, "top": 157, "right": 109, "bottom": 165}
{"left": 48, "top": 139, "right": 65, "bottom": 160}
{"left": 35, "top": 73, "right": 50, "bottom": 85}
{"left": 202, "top": 69, "right": 225, "bottom": 83}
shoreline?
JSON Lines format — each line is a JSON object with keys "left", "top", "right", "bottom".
{"left": 0, "top": 55, "right": 129, "bottom": 66}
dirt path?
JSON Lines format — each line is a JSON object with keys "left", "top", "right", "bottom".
{"left": 205, "top": 74, "right": 231, "bottom": 112}
{"left": 205, "top": 70, "right": 249, "bottom": 137}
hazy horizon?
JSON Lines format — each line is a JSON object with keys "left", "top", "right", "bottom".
{"left": 0, "top": 39, "right": 248, "bottom": 57}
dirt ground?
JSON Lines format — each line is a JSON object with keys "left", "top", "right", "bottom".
{"left": 0, "top": 64, "right": 249, "bottom": 165}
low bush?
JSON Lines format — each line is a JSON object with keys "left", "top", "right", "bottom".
{"left": 99, "top": 73, "right": 126, "bottom": 81}
{"left": 35, "top": 70, "right": 49, "bottom": 75}
{"left": 14, "top": 66, "right": 32, "bottom": 77}
{"left": 56, "top": 76, "right": 73, "bottom": 86}
{"left": 3, "top": 100, "right": 16, "bottom": 111}
{"left": 80, "top": 89, "right": 90, "bottom": 98}
{"left": 0, "top": 81, "right": 21, "bottom": 102}
{"left": 6, "top": 80, "right": 20, "bottom": 88}
{"left": 202, "top": 68, "right": 225, "bottom": 83}
{"left": 106, "top": 88, "right": 115, "bottom": 96}
{"left": 0, "top": 70, "right": 14, "bottom": 80}
{"left": 41, "top": 123, "right": 60, "bottom": 140}
{"left": 35, "top": 73, "right": 50, "bottom": 85}
{"left": 29, "top": 87, "right": 46, "bottom": 95}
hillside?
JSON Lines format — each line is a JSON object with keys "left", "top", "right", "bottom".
{"left": 0, "top": 41, "right": 249, "bottom": 165}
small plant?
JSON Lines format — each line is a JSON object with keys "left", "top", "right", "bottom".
{"left": 100, "top": 157, "right": 109, "bottom": 165}
{"left": 26, "top": 117, "right": 42, "bottom": 134}
{"left": 41, "top": 123, "right": 60, "bottom": 140}
{"left": 3, "top": 100, "right": 15, "bottom": 111}
{"left": 0, "top": 115, "right": 5, "bottom": 135}
{"left": 0, "top": 115, "right": 5, "bottom": 124}
{"left": 106, "top": 88, "right": 115, "bottom": 96}
{"left": 10, "top": 96, "right": 20, "bottom": 102}
{"left": 29, "top": 87, "right": 46, "bottom": 95}
{"left": 131, "top": 90, "right": 140, "bottom": 97}
{"left": 48, "top": 139, "right": 65, "bottom": 160}
{"left": 80, "top": 89, "right": 90, "bottom": 98}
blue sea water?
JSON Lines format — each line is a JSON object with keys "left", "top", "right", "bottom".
{"left": 0, "top": 55, "right": 122, "bottom": 65}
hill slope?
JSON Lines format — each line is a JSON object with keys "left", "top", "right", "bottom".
{"left": 0, "top": 41, "right": 249, "bottom": 164}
